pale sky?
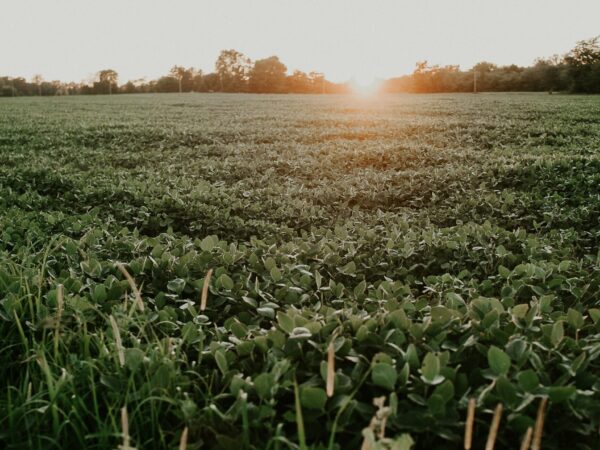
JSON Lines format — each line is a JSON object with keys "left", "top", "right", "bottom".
{"left": 1, "top": 0, "right": 599, "bottom": 84}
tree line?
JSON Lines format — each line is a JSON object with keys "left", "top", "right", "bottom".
{"left": 2, "top": 37, "right": 599, "bottom": 96}
{"left": 382, "top": 36, "right": 600, "bottom": 94}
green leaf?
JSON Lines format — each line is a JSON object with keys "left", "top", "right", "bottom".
{"left": 551, "top": 321, "right": 564, "bottom": 347}
{"left": 289, "top": 327, "right": 312, "bottom": 340}
{"left": 218, "top": 274, "right": 234, "bottom": 290}
{"left": 300, "top": 387, "right": 327, "bottom": 410}
{"left": 431, "top": 306, "right": 453, "bottom": 323}
{"left": 215, "top": 350, "right": 228, "bottom": 375}
{"left": 92, "top": 284, "right": 107, "bottom": 303}
{"left": 254, "top": 373, "right": 274, "bottom": 399}
{"left": 557, "top": 260, "right": 570, "bottom": 272}
{"left": 567, "top": 308, "right": 584, "bottom": 329}
{"left": 427, "top": 393, "right": 445, "bottom": 415}
{"left": 398, "top": 362, "right": 410, "bottom": 387}
{"left": 270, "top": 267, "right": 282, "bottom": 282}
{"left": 125, "top": 348, "right": 144, "bottom": 372}
{"left": 353, "top": 280, "right": 366, "bottom": 297}
{"left": 277, "top": 312, "right": 294, "bottom": 334}
{"left": 339, "top": 261, "right": 356, "bottom": 275}
{"left": 589, "top": 308, "right": 600, "bottom": 324}
{"left": 487, "top": 346, "right": 511, "bottom": 376}
{"left": 548, "top": 386, "right": 576, "bottom": 403}
{"left": 512, "top": 304, "right": 529, "bottom": 319}
{"left": 200, "top": 236, "right": 215, "bottom": 252}
{"left": 432, "top": 380, "right": 454, "bottom": 403}
{"left": 167, "top": 278, "right": 186, "bottom": 294}
{"left": 421, "top": 352, "right": 444, "bottom": 385}
{"left": 371, "top": 362, "right": 397, "bottom": 391}
{"left": 496, "top": 375, "right": 517, "bottom": 405}
{"left": 517, "top": 369, "right": 539, "bottom": 391}
{"left": 257, "top": 307, "right": 275, "bottom": 319}
{"left": 389, "top": 309, "right": 411, "bottom": 330}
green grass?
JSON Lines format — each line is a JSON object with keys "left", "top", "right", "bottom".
{"left": 0, "top": 93, "right": 599, "bottom": 449}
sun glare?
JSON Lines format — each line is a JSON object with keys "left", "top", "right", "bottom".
{"left": 350, "top": 75, "right": 382, "bottom": 96}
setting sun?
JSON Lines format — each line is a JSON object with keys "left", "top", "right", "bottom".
{"left": 349, "top": 73, "right": 382, "bottom": 95}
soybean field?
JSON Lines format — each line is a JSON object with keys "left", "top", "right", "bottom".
{"left": 1, "top": 93, "right": 600, "bottom": 449}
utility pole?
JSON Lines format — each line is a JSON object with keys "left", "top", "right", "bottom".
{"left": 473, "top": 70, "right": 477, "bottom": 94}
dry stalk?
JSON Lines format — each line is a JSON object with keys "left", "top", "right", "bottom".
{"left": 117, "top": 263, "right": 144, "bottom": 312}
{"left": 485, "top": 403, "right": 503, "bottom": 450}
{"left": 200, "top": 268, "right": 213, "bottom": 312}
{"left": 520, "top": 426, "right": 533, "bottom": 450}
{"left": 118, "top": 406, "right": 136, "bottom": 450}
{"left": 531, "top": 397, "right": 548, "bottom": 450}
{"left": 179, "top": 426, "right": 188, "bottom": 450}
{"left": 360, "top": 396, "right": 390, "bottom": 450}
{"left": 109, "top": 315, "right": 125, "bottom": 367}
{"left": 56, "top": 284, "right": 64, "bottom": 325}
{"left": 326, "top": 341, "right": 335, "bottom": 397}
{"left": 464, "top": 397, "right": 476, "bottom": 450}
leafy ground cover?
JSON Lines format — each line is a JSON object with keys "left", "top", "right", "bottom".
{"left": 0, "top": 93, "right": 599, "bottom": 449}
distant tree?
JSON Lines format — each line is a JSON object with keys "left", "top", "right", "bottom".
{"left": 121, "top": 81, "right": 137, "bottom": 94}
{"left": 249, "top": 56, "right": 287, "bottom": 93}
{"left": 191, "top": 69, "right": 204, "bottom": 92}
{"left": 564, "top": 36, "right": 600, "bottom": 93}
{"left": 472, "top": 62, "right": 498, "bottom": 73}
{"left": 201, "top": 72, "right": 221, "bottom": 92}
{"left": 154, "top": 76, "right": 179, "bottom": 93}
{"left": 309, "top": 72, "right": 326, "bottom": 93}
{"left": 215, "top": 49, "right": 251, "bottom": 92}
{"left": 287, "top": 70, "right": 312, "bottom": 93}
{"left": 95, "top": 69, "right": 118, "bottom": 95}
{"left": 32, "top": 74, "right": 43, "bottom": 96}
{"left": 169, "top": 65, "right": 187, "bottom": 93}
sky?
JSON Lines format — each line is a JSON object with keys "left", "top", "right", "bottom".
{"left": 1, "top": 0, "right": 599, "bottom": 84}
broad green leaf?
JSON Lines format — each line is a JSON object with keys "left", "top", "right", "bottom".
{"left": 496, "top": 375, "right": 517, "bottom": 405}
{"left": 270, "top": 267, "right": 282, "bottom": 282}
{"left": 254, "top": 373, "right": 274, "bottom": 399}
{"left": 517, "top": 369, "right": 539, "bottom": 391}
{"left": 372, "top": 363, "right": 397, "bottom": 391}
{"left": 551, "top": 321, "right": 564, "bottom": 347}
{"left": 215, "top": 350, "right": 228, "bottom": 375}
{"left": 548, "top": 386, "right": 576, "bottom": 403}
{"left": 218, "top": 274, "right": 234, "bottom": 290}
{"left": 487, "top": 346, "right": 511, "bottom": 376}
{"left": 200, "top": 236, "right": 215, "bottom": 252}
{"left": 421, "top": 352, "right": 444, "bottom": 385}
{"left": 300, "top": 387, "right": 327, "bottom": 410}
{"left": 567, "top": 308, "right": 584, "bottom": 329}
{"left": 277, "top": 312, "right": 294, "bottom": 334}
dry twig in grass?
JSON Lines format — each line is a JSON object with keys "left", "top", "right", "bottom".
{"left": 179, "top": 426, "right": 188, "bottom": 450}
{"left": 119, "top": 406, "right": 136, "bottom": 450}
{"left": 520, "top": 426, "right": 533, "bottom": 450}
{"left": 200, "top": 268, "right": 213, "bottom": 312}
{"left": 117, "top": 263, "right": 144, "bottom": 312}
{"left": 485, "top": 403, "right": 503, "bottom": 450}
{"left": 326, "top": 341, "right": 335, "bottom": 397}
{"left": 464, "top": 398, "right": 476, "bottom": 450}
{"left": 109, "top": 315, "right": 125, "bottom": 367}
{"left": 360, "top": 396, "right": 391, "bottom": 450}
{"left": 531, "top": 397, "right": 548, "bottom": 450}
